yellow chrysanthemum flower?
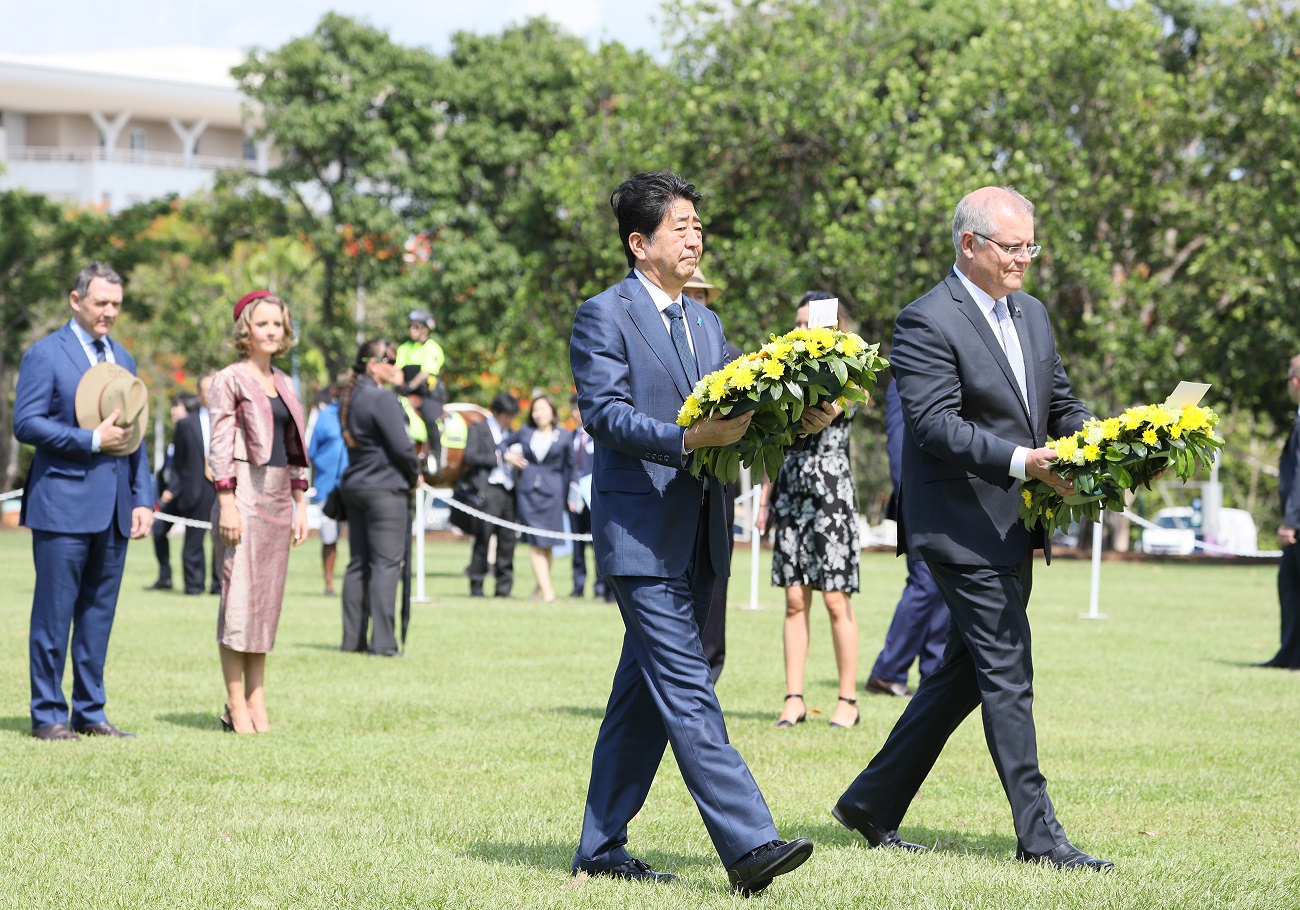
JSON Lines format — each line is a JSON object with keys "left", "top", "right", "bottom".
{"left": 761, "top": 359, "right": 785, "bottom": 379}
{"left": 1142, "top": 427, "right": 1158, "bottom": 445}
{"left": 707, "top": 372, "right": 729, "bottom": 400}
{"left": 678, "top": 396, "right": 703, "bottom": 427}
{"left": 1054, "top": 437, "right": 1079, "bottom": 461}
{"left": 1022, "top": 489, "right": 1033, "bottom": 508}
{"left": 1083, "top": 443, "right": 1101, "bottom": 462}
{"left": 732, "top": 366, "right": 758, "bottom": 390}
{"left": 1101, "top": 418, "right": 1122, "bottom": 441}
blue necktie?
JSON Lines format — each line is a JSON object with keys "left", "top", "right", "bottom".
{"left": 93, "top": 339, "right": 107, "bottom": 363}
{"left": 664, "top": 302, "right": 698, "bottom": 382}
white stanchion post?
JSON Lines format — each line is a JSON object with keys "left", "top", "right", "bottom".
{"left": 412, "top": 489, "right": 430, "bottom": 603}
{"left": 1080, "top": 518, "right": 1107, "bottom": 620}
{"left": 744, "top": 486, "right": 763, "bottom": 611}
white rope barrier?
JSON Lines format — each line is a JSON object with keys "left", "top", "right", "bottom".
{"left": 421, "top": 484, "right": 593, "bottom": 542}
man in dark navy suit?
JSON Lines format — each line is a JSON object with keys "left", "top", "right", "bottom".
{"left": 569, "top": 171, "right": 832, "bottom": 895}
{"left": 1260, "top": 355, "right": 1300, "bottom": 669}
{"left": 169, "top": 374, "right": 217, "bottom": 595}
{"left": 15, "top": 262, "right": 154, "bottom": 741}
{"left": 834, "top": 187, "right": 1112, "bottom": 870}
{"left": 864, "top": 378, "right": 951, "bottom": 698}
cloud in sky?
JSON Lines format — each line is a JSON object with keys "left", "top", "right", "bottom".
{"left": 0, "top": 0, "right": 665, "bottom": 56}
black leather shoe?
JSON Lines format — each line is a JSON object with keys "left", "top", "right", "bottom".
{"left": 145, "top": 579, "right": 173, "bottom": 591}
{"left": 73, "top": 721, "right": 136, "bottom": 738}
{"left": 32, "top": 723, "right": 80, "bottom": 741}
{"left": 726, "top": 838, "right": 813, "bottom": 897}
{"left": 865, "top": 675, "right": 914, "bottom": 697}
{"left": 578, "top": 857, "right": 676, "bottom": 883}
{"left": 832, "top": 801, "right": 926, "bottom": 851}
{"left": 1016, "top": 841, "right": 1113, "bottom": 871}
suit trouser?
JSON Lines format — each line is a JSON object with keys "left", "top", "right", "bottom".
{"left": 469, "top": 484, "right": 516, "bottom": 595}
{"left": 180, "top": 520, "right": 210, "bottom": 594}
{"left": 341, "top": 488, "right": 409, "bottom": 654}
{"left": 151, "top": 509, "right": 174, "bottom": 584}
{"left": 839, "top": 555, "right": 1066, "bottom": 855}
{"left": 870, "top": 554, "right": 951, "bottom": 683}
{"left": 574, "top": 506, "right": 778, "bottom": 871}
{"left": 29, "top": 527, "right": 128, "bottom": 729}
{"left": 570, "top": 506, "right": 592, "bottom": 594}
{"left": 1271, "top": 543, "right": 1300, "bottom": 667}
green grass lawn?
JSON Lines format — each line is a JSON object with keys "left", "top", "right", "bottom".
{"left": 0, "top": 529, "right": 1296, "bottom": 909}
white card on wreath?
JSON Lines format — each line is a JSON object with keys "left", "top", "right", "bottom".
{"left": 1164, "top": 381, "right": 1211, "bottom": 408}
{"left": 807, "top": 297, "right": 839, "bottom": 328}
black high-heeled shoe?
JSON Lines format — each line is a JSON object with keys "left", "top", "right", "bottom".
{"left": 219, "top": 705, "right": 234, "bottom": 733}
{"left": 828, "top": 695, "right": 860, "bottom": 729}
{"left": 775, "top": 694, "right": 807, "bottom": 729}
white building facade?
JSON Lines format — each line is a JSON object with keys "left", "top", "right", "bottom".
{"left": 0, "top": 47, "right": 269, "bottom": 211}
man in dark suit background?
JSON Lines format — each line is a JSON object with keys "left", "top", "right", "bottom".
{"left": 833, "top": 187, "right": 1113, "bottom": 870}
{"left": 170, "top": 373, "right": 217, "bottom": 595}
{"left": 569, "top": 171, "right": 832, "bottom": 895}
{"left": 1260, "top": 355, "right": 1300, "bottom": 669}
{"left": 14, "top": 261, "right": 155, "bottom": 740}
{"left": 567, "top": 397, "right": 612, "bottom": 601}
{"left": 864, "top": 378, "right": 951, "bottom": 697}
{"left": 462, "top": 392, "right": 520, "bottom": 598}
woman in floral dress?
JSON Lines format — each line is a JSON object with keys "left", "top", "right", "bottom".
{"left": 756, "top": 293, "right": 862, "bottom": 729}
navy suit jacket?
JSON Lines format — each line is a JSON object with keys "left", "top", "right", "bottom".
{"left": 15, "top": 323, "right": 154, "bottom": 537}
{"left": 1280, "top": 414, "right": 1300, "bottom": 529}
{"left": 570, "top": 271, "right": 731, "bottom": 578}
{"left": 891, "top": 272, "right": 1090, "bottom": 566}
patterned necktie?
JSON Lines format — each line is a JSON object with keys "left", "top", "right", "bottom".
{"left": 92, "top": 339, "right": 107, "bottom": 363}
{"left": 993, "top": 299, "right": 1028, "bottom": 410}
{"left": 664, "top": 302, "right": 698, "bottom": 382}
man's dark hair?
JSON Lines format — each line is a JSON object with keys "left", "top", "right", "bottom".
{"left": 490, "top": 392, "right": 520, "bottom": 416}
{"left": 72, "top": 261, "right": 123, "bottom": 298}
{"left": 610, "top": 171, "right": 703, "bottom": 268}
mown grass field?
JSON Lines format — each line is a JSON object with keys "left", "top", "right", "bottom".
{"left": 0, "top": 528, "right": 1296, "bottom": 909}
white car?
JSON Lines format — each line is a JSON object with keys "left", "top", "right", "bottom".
{"left": 1141, "top": 507, "right": 1199, "bottom": 556}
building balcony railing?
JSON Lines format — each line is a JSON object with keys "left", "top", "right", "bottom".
{"left": 4, "top": 145, "right": 265, "bottom": 173}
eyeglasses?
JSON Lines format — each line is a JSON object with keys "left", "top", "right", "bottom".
{"left": 365, "top": 356, "right": 397, "bottom": 365}
{"left": 973, "top": 232, "right": 1041, "bottom": 260}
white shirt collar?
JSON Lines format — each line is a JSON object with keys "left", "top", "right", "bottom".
{"left": 634, "top": 268, "right": 683, "bottom": 314}
{"left": 68, "top": 319, "right": 113, "bottom": 365}
{"left": 953, "top": 265, "right": 1007, "bottom": 318}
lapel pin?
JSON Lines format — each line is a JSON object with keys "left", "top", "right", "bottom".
{"left": 696, "top": 316, "right": 702, "bottom": 326}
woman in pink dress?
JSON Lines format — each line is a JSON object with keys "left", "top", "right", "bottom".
{"left": 209, "top": 291, "right": 309, "bottom": 734}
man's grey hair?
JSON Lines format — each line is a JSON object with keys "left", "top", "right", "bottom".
{"left": 951, "top": 187, "right": 1035, "bottom": 258}
{"left": 72, "top": 261, "right": 123, "bottom": 298}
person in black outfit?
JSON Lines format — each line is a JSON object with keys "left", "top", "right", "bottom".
{"left": 148, "top": 392, "right": 199, "bottom": 590}
{"left": 463, "top": 392, "right": 520, "bottom": 597}
{"left": 338, "top": 339, "right": 421, "bottom": 656}
{"left": 171, "top": 374, "right": 217, "bottom": 595}
{"left": 1260, "top": 354, "right": 1300, "bottom": 670}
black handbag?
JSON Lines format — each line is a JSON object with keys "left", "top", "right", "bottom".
{"left": 322, "top": 487, "right": 347, "bottom": 521}
{"left": 449, "top": 481, "right": 483, "bottom": 535}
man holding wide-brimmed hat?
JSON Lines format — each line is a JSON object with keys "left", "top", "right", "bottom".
{"left": 13, "top": 261, "right": 154, "bottom": 741}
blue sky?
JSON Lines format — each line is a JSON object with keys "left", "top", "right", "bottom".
{"left": 0, "top": 0, "right": 665, "bottom": 56}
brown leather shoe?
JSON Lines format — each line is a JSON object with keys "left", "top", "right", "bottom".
{"left": 865, "top": 676, "right": 914, "bottom": 697}
{"left": 73, "top": 721, "right": 135, "bottom": 738}
{"left": 32, "top": 723, "right": 80, "bottom": 741}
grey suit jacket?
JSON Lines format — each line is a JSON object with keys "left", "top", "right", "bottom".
{"left": 891, "top": 272, "right": 1091, "bottom": 566}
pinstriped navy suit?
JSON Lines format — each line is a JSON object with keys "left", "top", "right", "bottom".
{"left": 570, "top": 271, "right": 779, "bottom": 871}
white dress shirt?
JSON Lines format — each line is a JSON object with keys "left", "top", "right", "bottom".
{"left": 953, "top": 267, "right": 1030, "bottom": 481}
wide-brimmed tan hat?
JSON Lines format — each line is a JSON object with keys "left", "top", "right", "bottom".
{"left": 75, "top": 362, "right": 148, "bottom": 456}
{"left": 684, "top": 268, "right": 721, "bottom": 306}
